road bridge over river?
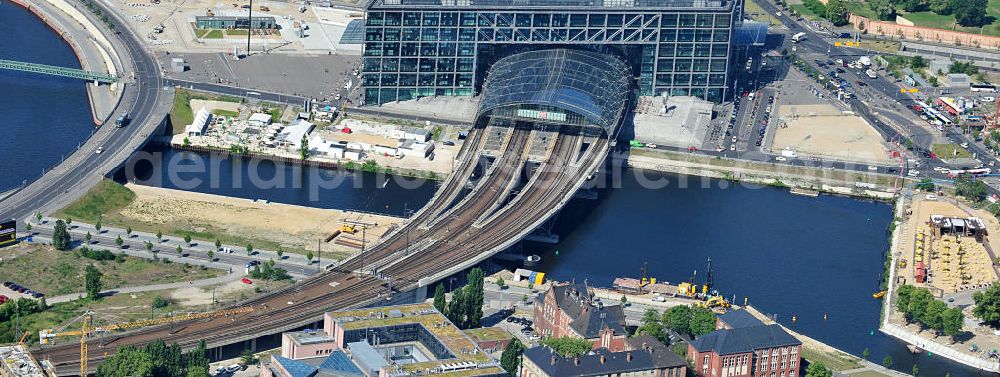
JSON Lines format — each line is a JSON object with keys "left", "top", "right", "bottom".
{"left": 35, "top": 49, "right": 634, "bottom": 375}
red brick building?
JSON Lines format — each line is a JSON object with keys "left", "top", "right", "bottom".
{"left": 533, "top": 282, "right": 630, "bottom": 352}
{"left": 687, "top": 324, "right": 801, "bottom": 377}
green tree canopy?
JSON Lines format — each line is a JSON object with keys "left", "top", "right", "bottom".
{"left": 972, "top": 283, "right": 1000, "bottom": 328}
{"left": 636, "top": 308, "right": 666, "bottom": 342}
{"left": 953, "top": 0, "right": 988, "bottom": 26}
{"left": 805, "top": 361, "right": 833, "bottom": 377}
{"left": 86, "top": 265, "right": 103, "bottom": 300}
{"left": 826, "top": 0, "right": 850, "bottom": 26}
{"left": 870, "top": 0, "right": 897, "bottom": 20}
{"left": 465, "top": 268, "right": 485, "bottom": 328}
{"left": 929, "top": 0, "right": 951, "bottom": 14}
{"left": 52, "top": 219, "right": 71, "bottom": 251}
{"left": 690, "top": 306, "right": 718, "bottom": 336}
{"left": 96, "top": 345, "right": 154, "bottom": 377}
{"left": 542, "top": 336, "right": 593, "bottom": 357}
{"left": 433, "top": 284, "right": 447, "bottom": 313}
{"left": 500, "top": 338, "right": 524, "bottom": 377}
{"left": 664, "top": 305, "right": 692, "bottom": 336}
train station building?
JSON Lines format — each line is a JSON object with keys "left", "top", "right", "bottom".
{"left": 361, "top": 0, "right": 744, "bottom": 105}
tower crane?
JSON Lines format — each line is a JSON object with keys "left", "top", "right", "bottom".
{"left": 38, "top": 306, "right": 254, "bottom": 376}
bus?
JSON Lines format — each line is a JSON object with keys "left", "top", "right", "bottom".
{"left": 114, "top": 112, "right": 129, "bottom": 128}
{"left": 947, "top": 168, "right": 991, "bottom": 178}
{"left": 971, "top": 83, "right": 997, "bottom": 93}
{"left": 792, "top": 32, "right": 806, "bottom": 43}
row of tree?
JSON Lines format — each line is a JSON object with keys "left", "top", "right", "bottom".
{"left": 432, "top": 268, "right": 485, "bottom": 329}
{"left": 635, "top": 304, "right": 718, "bottom": 343}
{"left": 97, "top": 340, "right": 210, "bottom": 377}
{"left": 247, "top": 260, "right": 292, "bottom": 281}
{"left": 895, "top": 285, "right": 965, "bottom": 337}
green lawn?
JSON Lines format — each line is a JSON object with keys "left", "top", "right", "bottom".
{"left": 892, "top": 0, "right": 1000, "bottom": 37}
{"left": 745, "top": 0, "right": 783, "bottom": 26}
{"left": 211, "top": 109, "right": 240, "bottom": 118}
{"left": 203, "top": 29, "right": 224, "bottom": 39}
{"left": 170, "top": 88, "right": 242, "bottom": 134}
{"left": 791, "top": 3, "right": 822, "bottom": 20}
{"left": 932, "top": 143, "right": 973, "bottom": 159}
{"left": 55, "top": 179, "right": 135, "bottom": 223}
{"left": 801, "top": 346, "right": 862, "bottom": 371}
{"left": 226, "top": 29, "right": 249, "bottom": 36}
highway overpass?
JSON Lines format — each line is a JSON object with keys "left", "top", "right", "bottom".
{"left": 34, "top": 48, "right": 635, "bottom": 375}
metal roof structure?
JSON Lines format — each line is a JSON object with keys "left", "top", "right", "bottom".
{"left": 339, "top": 19, "right": 365, "bottom": 45}
{"left": 689, "top": 324, "right": 801, "bottom": 356}
{"left": 477, "top": 49, "right": 632, "bottom": 133}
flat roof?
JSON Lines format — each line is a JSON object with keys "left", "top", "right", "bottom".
{"left": 368, "top": 0, "right": 731, "bottom": 11}
{"left": 328, "top": 303, "right": 498, "bottom": 375}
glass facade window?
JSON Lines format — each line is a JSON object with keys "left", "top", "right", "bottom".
{"left": 362, "top": 0, "right": 739, "bottom": 105}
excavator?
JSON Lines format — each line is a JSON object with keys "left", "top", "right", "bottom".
{"left": 676, "top": 257, "right": 731, "bottom": 309}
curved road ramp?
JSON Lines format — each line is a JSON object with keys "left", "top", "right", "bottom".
{"left": 36, "top": 48, "right": 634, "bottom": 375}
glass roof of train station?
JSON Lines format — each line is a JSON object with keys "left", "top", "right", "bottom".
{"left": 476, "top": 49, "right": 632, "bottom": 133}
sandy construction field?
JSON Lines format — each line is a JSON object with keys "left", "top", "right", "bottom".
{"left": 115, "top": 184, "right": 401, "bottom": 257}
{"left": 772, "top": 104, "right": 893, "bottom": 164}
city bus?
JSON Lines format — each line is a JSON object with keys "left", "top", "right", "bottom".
{"left": 792, "top": 32, "right": 806, "bottom": 43}
{"left": 971, "top": 83, "right": 997, "bottom": 93}
{"left": 947, "top": 168, "right": 991, "bottom": 178}
{"left": 114, "top": 112, "right": 129, "bottom": 128}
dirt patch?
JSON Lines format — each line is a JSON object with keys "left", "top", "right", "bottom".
{"left": 171, "top": 278, "right": 292, "bottom": 307}
{"left": 111, "top": 184, "right": 401, "bottom": 258}
{"left": 772, "top": 104, "right": 893, "bottom": 164}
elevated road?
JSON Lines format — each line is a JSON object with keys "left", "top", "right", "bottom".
{"left": 0, "top": 0, "right": 166, "bottom": 222}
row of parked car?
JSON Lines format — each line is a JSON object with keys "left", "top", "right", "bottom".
{"left": 3, "top": 281, "right": 44, "bottom": 299}
{"left": 755, "top": 95, "right": 777, "bottom": 147}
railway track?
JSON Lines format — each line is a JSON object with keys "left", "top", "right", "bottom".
{"left": 35, "top": 122, "right": 608, "bottom": 375}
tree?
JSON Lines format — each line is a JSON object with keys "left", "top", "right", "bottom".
{"left": 176, "top": 245, "right": 183, "bottom": 255}
{"left": 897, "top": 0, "right": 929, "bottom": 12}
{"left": 805, "top": 361, "right": 833, "bottom": 377}
{"left": 207, "top": 249, "right": 214, "bottom": 261}
{"left": 35, "top": 212, "right": 42, "bottom": 223}
{"left": 156, "top": 230, "right": 163, "bottom": 242}
{"left": 84, "top": 231, "right": 92, "bottom": 245}
{"left": 862, "top": 348, "right": 871, "bottom": 361}
{"left": 96, "top": 345, "right": 155, "bottom": 377}
{"left": 246, "top": 244, "right": 253, "bottom": 256}
{"left": 870, "top": 0, "right": 897, "bottom": 21}
{"left": 972, "top": 283, "right": 1000, "bottom": 328}
{"left": 929, "top": 0, "right": 951, "bottom": 14}
{"left": 954, "top": 0, "right": 988, "bottom": 26}
{"left": 95, "top": 221, "right": 102, "bottom": 233}
{"left": 664, "top": 305, "right": 692, "bottom": 336}
{"left": 620, "top": 295, "right": 629, "bottom": 306}
{"left": 240, "top": 349, "right": 256, "bottom": 366}
{"left": 115, "top": 235, "right": 124, "bottom": 249}
{"left": 915, "top": 178, "right": 935, "bottom": 192}
{"left": 184, "top": 234, "right": 192, "bottom": 246}
{"left": 446, "top": 286, "right": 467, "bottom": 327}
{"left": 86, "top": 264, "right": 103, "bottom": 300}
{"left": 942, "top": 307, "right": 964, "bottom": 336}
{"left": 542, "top": 336, "right": 593, "bottom": 357}
{"left": 922, "top": 300, "right": 947, "bottom": 331}
{"left": 910, "top": 56, "right": 928, "bottom": 69}
{"left": 433, "top": 284, "right": 447, "bottom": 313}
{"left": 277, "top": 247, "right": 284, "bottom": 259}
{"left": 306, "top": 251, "right": 314, "bottom": 263}
{"left": 52, "top": 219, "right": 71, "bottom": 251}
{"left": 465, "top": 268, "right": 485, "bottom": 328}
{"left": 636, "top": 308, "right": 666, "bottom": 342}
{"left": 826, "top": 0, "right": 850, "bottom": 26}
{"left": 300, "top": 134, "right": 310, "bottom": 160}
{"left": 912, "top": 363, "right": 919, "bottom": 376}
{"left": 65, "top": 218, "right": 72, "bottom": 228}
{"left": 496, "top": 277, "right": 505, "bottom": 288}
{"left": 215, "top": 239, "right": 222, "bottom": 250}
{"left": 690, "top": 306, "right": 718, "bottom": 336}
{"left": 906, "top": 288, "right": 934, "bottom": 323}
{"left": 882, "top": 355, "right": 893, "bottom": 368}
{"left": 500, "top": 338, "right": 524, "bottom": 377}
{"left": 146, "top": 241, "right": 154, "bottom": 253}
{"left": 126, "top": 226, "right": 133, "bottom": 238}
{"left": 25, "top": 223, "right": 31, "bottom": 233}
{"left": 896, "top": 284, "right": 915, "bottom": 314}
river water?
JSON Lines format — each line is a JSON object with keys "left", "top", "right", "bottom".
{"left": 0, "top": 2, "right": 94, "bottom": 192}
{"left": 122, "top": 147, "right": 986, "bottom": 376}
{"left": 5, "top": 4, "right": 988, "bottom": 375}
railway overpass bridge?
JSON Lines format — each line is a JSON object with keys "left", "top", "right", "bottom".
{"left": 35, "top": 48, "right": 635, "bottom": 375}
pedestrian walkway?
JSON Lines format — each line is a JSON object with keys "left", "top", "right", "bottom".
{"left": 46, "top": 272, "right": 242, "bottom": 304}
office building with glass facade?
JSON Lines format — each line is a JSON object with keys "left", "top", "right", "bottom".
{"left": 362, "top": 0, "right": 742, "bottom": 106}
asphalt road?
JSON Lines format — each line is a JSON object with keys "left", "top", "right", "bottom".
{"left": 0, "top": 0, "right": 165, "bottom": 223}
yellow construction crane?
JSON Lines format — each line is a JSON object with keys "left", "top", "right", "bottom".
{"left": 39, "top": 307, "right": 254, "bottom": 376}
